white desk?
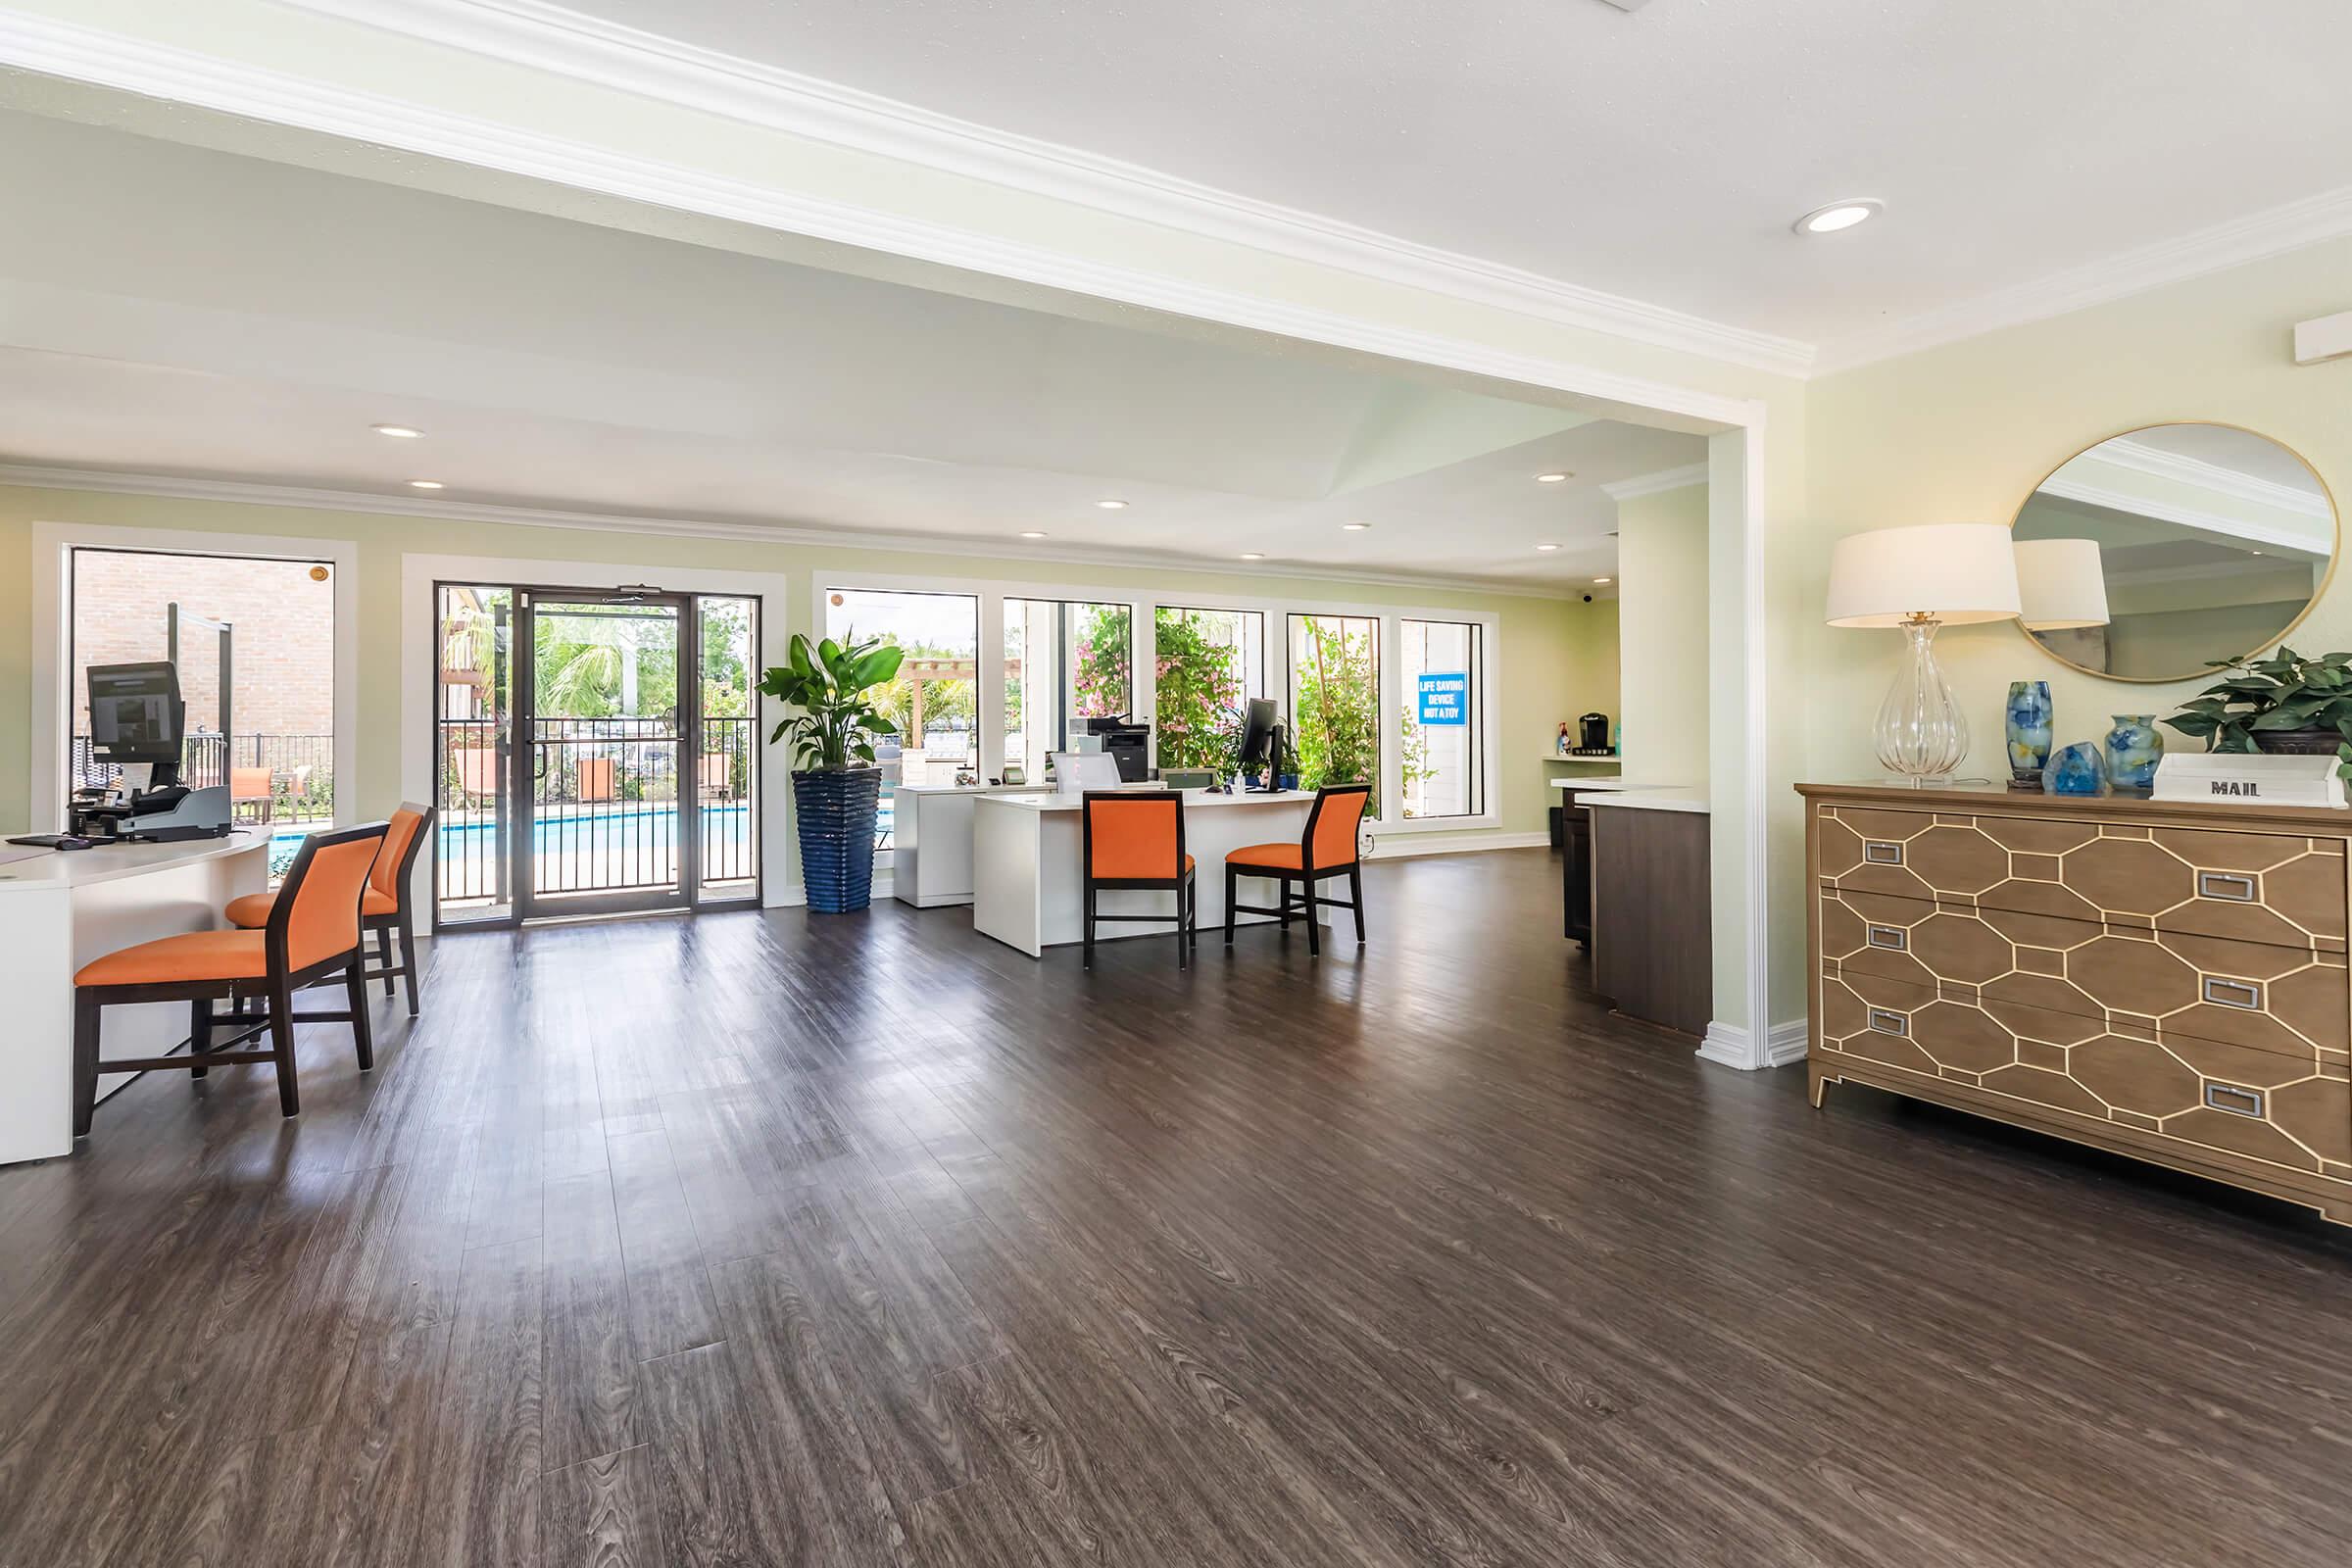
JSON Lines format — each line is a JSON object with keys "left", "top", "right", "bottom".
{"left": 892, "top": 782, "right": 1042, "bottom": 908}
{"left": 972, "top": 790, "right": 1354, "bottom": 957}
{"left": 0, "top": 831, "right": 270, "bottom": 1163}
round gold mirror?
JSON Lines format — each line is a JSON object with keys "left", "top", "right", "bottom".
{"left": 2011, "top": 422, "right": 2337, "bottom": 682}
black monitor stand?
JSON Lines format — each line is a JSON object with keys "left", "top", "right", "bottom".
{"left": 1250, "top": 723, "right": 1289, "bottom": 792}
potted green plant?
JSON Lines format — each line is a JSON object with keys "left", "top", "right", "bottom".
{"left": 759, "top": 633, "right": 905, "bottom": 912}
{"left": 2166, "top": 648, "right": 2352, "bottom": 779}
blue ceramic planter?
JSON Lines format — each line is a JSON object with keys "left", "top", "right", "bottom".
{"left": 794, "top": 766, "right": 883, "bottom": 912}
{"left": 2045, "top": 742, "right": 2108, "bottom": 797}
{"left": 2104, "top": 714, "right": 2164, "bottom": 795}
{"left": 2005, "top": 681, "right": 2053, "bottom": 787}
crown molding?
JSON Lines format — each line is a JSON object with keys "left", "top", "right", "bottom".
{"left": 1600, "top": 462, "right": 1708, "bottom": 502}
{"left": 2036, "top": 474, "right": 2325, "bottom": 557}
{"left": 0, "top": 463, "right": 1585, "bottom": 600}
{"left": 0, "top": 7, "right": 1767, "bottom": 430}
{"left": 2093, "top": 438, "right": 2330, "bottom": 519}
{"left": 1815, "top": 184, "right": 2352, "bottom": 375}
{"left": 249, "top": 0, "right": 1813, "bottom": 377}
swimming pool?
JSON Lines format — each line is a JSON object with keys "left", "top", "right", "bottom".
{"left": 266, "top": 802, "right": 796, "bottom": 882}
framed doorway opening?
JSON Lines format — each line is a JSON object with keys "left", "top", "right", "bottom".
{"left": 432, "top": 580, "right": 761, "bottom": 927}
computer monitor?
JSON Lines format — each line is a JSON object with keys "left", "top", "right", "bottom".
{"left": 1237, "top": 698, "right": 1278, "bottom": 770}
{"left": 1051, "top": 751, "right": 1124, "bottom": 794}
{"left": 86, "top": 661, "right": 185, "bottom": 772}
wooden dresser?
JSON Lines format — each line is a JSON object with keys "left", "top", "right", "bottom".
{"left": 1799, "top": 781, "right": 2352, "bottom": 1225}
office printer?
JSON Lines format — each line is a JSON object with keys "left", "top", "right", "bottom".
{"left": 1074, "top": 715, "right": 1152, "bottom": 782}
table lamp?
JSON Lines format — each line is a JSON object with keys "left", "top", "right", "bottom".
{"left": 2013, "top": 538, "right": 2110, "bottom": 630}
{"left": 1826, "top": 523, "right": 2023, "bottom": 779}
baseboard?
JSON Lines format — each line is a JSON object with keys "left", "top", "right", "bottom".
{"left": 1697, "top": 1017, "right": 1809, "bottom": 1071}
{"left": 1367, "top": 829, "right": 1549, "bottom": 859}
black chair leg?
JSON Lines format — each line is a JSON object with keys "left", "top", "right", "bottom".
{"left": 268, "top": 977, "right": 301, "bottom": 1118}
{"left": 396, "top": 908, "right": 421, "bottom": 1015}
{"left": 72, "top": 992, "right": 101, "bottom": 1139}
{"left": 346, "top": 957, "right": 375, "bottom": 1072}
{"left": 1349, "top": 864, "right": 1366, "bottom": 946}
{"left": 1224, "top": 865, "right": 1239, "bottom": 945}
{"left": 1306, "top": 876, "right": 1322, "bottom": 957}
{"left": 189, "top": 996, "right": 212, "bottom": 1080}
{"left": 374, "top": 925, "right": 396, "bottom": 998}
{"left": 1082, "top": 886, "right": 1097, "bottom": 969}
{"left": 1188, "top": 878, "right": 1199, "bottom": 953}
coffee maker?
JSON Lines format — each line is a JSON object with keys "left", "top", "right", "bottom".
{"left": 1576, "top": 712, "right": 1613, "bottom": 755}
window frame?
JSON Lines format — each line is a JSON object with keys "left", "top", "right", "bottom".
{"left": 1396, "top": 616, "right": 1487, "bottom": 822}
{"left": 807, "top": 569, "right": 1498, "bottom": 838}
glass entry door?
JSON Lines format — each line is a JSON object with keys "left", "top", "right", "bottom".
{"left": 434, "top": 583, "right": 760, "bottom": 925}
{"left": 519, "top": 591, "right": 690, "bottom": 919}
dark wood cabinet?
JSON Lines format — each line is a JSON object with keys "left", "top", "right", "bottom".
{"left": 1560, "top": 804, "right": 1592, "bottom": 943}
{"left": 1587, "top": 805, "right": 1712, "bottom": 1037}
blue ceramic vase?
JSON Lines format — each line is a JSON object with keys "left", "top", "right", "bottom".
{"left": 2104, "top": 713, "right": 2164, "bottom": 796}
{"left": 2045, "top": 742, "right": 2108, "bottom": 797}
{"left": 2005, "top": 681, "right": 2053, "bottom": 788}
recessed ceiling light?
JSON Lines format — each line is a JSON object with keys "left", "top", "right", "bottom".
{"left": 1535, "top": 543, "right": 1561, "bottom": 552}
{"left": 1019, "top": 530, "right": 1048, "bottom": 539}
{"left": 1535, "top": 471, "right": 1571, "bottom": 483}
{"left": 408, "top": 479, "right": 445, "bottom": 489}
{"left": 1342, "top": 521, "right": 1371, "bottom": 531}
{"left": 371, "top": 423, "right": 423, "bottom": 439}
{"left": 1239, "top": 552, "right": 1265, "bottom": 561}
{"left": 1793, "top": 198, "right": 1884, "bottom": 235}
{"left": 1593, "top": 576, "right": 1612, "bottom": 584}
{"left": 1096, "top": 498, "right": 1129, "bottom": 510}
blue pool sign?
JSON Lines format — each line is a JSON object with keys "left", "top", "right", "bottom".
{"left": 1416, "top": 671, "right": 1469, "bottom": 726}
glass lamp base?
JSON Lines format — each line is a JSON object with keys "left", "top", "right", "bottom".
{"left": 1874, "top": 618, "right": 1969, "bottom": 779}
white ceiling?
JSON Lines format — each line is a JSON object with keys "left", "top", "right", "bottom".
{"left": 0, "top": 111, "right": 1700, "bottom": 589}
{"left": 523, "top": 0, "right": 2352, "bottom": 350}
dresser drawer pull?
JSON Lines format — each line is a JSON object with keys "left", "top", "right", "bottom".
{"left": 1862, "top": 841, "right": 1904, "bottom": 865}
{"left": 2196, "top": 871, "right": 2257, "bottom": 903}
{"left": 2201, "top": 977, "right": 2263, "bottom": 1010}
{"left": 2203, "top": 1082, "right": 2267, "bottom": 1118}
{"left": 1866, "top": 1007, "right": 1910, "bottom": 1037}
{"left": 1866, "top": 925, "right": 1908, "bottom": 952}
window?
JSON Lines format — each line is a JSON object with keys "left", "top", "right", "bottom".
{"left": 1003, "top": 599, "right": 1132, "bottom": 783}
{"left": 1152, "top": 607, "right": 1265, "bottom": 774}
{"left": 1398, "top": 619, "right": 1484, "bottom": 818}
{"left": 825, "top": 588, "right": 979, "bottom": 849}
{"left": 70, "top": 547, "right": 337, "bottom": 879}
{"left": 697, "top": 596, "right": 760, "bottom": 898}
{"left": 1286, "top": 612, "right": 1379, "bottom": 811}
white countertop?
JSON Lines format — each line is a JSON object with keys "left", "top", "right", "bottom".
{"left": 977, "top": 789, "right": 1320, "bottom": 814}
{"left": 1575, "top": 786, "right": 1708, "bottom": 815}
{"left": 896, "top": 781, "right": 1032, "bottom": 795}
{"left": 0, "top": 828, "right": 270, "bottom": 891}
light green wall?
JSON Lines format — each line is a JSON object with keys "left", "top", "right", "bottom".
{"left": 1801, "top": 233, "right": 2352, "bottom": 1018}
{"left": 1612, "top": 483, "right": 1709, "bottom": 784}
{"left": 0, "top": 486, "right": 1589, "bottom": 854}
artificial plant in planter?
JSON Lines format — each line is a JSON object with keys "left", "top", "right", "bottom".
{"left": 2167, "top": 648, "right": 2352, "bottom": 781}
{"left": 760, "top": 634, "right": 905, "bottom": 912}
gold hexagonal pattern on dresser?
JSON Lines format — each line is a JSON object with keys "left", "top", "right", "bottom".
{"left": 1808, "top": 789, "right": 2352, "bottom": 1210}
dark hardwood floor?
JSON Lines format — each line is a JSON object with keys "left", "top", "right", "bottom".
{"left": 2, "top": 848, "right": 2348, "bottom": 1567}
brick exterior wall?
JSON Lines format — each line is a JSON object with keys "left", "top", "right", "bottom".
{"left": 71, "top": 549, "right": 335, "bottom": 742}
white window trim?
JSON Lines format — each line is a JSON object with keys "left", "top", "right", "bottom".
{"left": 808, "top": 570, "right": 1499, "bottom": 835}
{"left": 28, "top": 521, "right": 362, "bottom": 836}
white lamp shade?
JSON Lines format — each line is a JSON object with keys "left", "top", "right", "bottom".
{"left": 2013, "top": 537, "right": 2110, "bottom": 630}
{"left": 1825, "top": 523, "right": 2023, "bottom": 628}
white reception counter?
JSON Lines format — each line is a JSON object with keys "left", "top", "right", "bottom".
{"left": 971, "top": 790, "right": 1356, "bottom": 957}
{"left": 0, "top": 830, "right": 270, "bottom": 1163}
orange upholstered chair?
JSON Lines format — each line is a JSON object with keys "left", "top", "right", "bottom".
{"left": 1224, "top": 783, "right": 1371, "bottom": 956}
{"left": 1080, "top": 790, "right": 1196, "bottom": 969}
{"left": 225, "top": 803, "right": 435, "bottom": 1015}
{"left": 73, "top": 820, "right": 390, "bottom": 1136}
